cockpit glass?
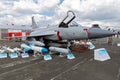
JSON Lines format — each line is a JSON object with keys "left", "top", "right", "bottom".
{"left": 69, "top": 21, "right": 83, "bottom": 27}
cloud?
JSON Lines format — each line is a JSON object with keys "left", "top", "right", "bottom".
{"left": 0, "top": 0, "right": 120, "bottom": 28}
{"left": 37, "top": 0, "right": 59, "bottom": 12}
{"left": 0, "top": 0, "right": 60, "bottom": 26}
{"left": 13, "top": 0, "right": 38, "bottom": 14}
{"left": 56, "top": 0, "right": 120, "bottom": 26}
{"left": 12, "top": 0, "right": 60, "bottom": 15}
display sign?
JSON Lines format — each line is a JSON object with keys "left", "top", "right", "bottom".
{"left": 0, "top": 53, "right": 7, "bottom": 58}
{"left": 94, "top": 48, "right": 111, "bottom": 61}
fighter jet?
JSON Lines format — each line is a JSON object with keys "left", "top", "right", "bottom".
{"left": 28, "top": 11, "right": 116, "bottom": 45}
{"left": 22, "top": 10, "right": 117, "bottom": 60}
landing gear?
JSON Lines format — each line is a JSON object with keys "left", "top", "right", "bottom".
{"left": 33, "top": 51, "right": 40, "bottom": 57}
{"left": 67, "top": 41, "right": 71, "bottom": 49}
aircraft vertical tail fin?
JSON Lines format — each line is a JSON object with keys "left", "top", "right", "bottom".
{"left": 32, "top": 16, "right": 38, "bottom": 29}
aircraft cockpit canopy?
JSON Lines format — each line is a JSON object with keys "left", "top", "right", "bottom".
{"left": 69, "top": 21, "right": 83, "bottom": 28}
{"left": 69, "top": 21, "right": 79, "bottom": 27}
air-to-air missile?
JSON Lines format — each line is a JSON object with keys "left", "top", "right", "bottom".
{"left": 21, "top": 43, "right": 48, "bottom": 54}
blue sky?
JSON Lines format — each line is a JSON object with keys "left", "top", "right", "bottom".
{"left": 58, "top": 0, "right": 64, "bottom": 5}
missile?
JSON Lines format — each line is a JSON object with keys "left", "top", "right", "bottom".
{"left": 49, "top": 47, "right": 70, "bottom": 54}
{"left": 21, "top": 43, "right": 33, "bottom": 52}
{"left": 13, "top": 47, "right": 22, "bottom": 54}
{"left": 21, "top": 43, "right": 51, "bottom": 60}
{"left": 2, "top": 47, "right": 14, "bottom": 53}
{"left": 31, "top": 46, "right": 48, "bottom": 54}
{"left": 6, "top": 47, "right": 14, "bottom": 53}
{"left": 0, "top": 49, "right": 5, "bottom": 53}
{"left": 13, "top": 47, "right": 22, "bottom": 51}
{"left": 21, "top": 43, "right": 48, "bottom": 54}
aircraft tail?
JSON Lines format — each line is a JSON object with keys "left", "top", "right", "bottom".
{"left": 32, "top": 16, "right": 38, "bottom": 29}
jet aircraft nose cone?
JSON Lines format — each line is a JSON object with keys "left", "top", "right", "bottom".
{"left": 88, "top": 28, "right": 117, "bottom": 39}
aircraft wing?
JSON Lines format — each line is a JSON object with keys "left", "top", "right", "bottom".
{"left": 28, "top": 31, "right": 55, "bottom": 38}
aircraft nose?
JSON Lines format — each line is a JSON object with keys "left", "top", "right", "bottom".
{"left": 88, "top": 28, "right": 117, "bottom": 39}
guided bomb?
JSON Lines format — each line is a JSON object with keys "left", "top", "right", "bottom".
{"left": 49, "top": 46, "right": 75, "bottom": 59}
{"left": 49, "top": 47, "right": 70, "bottom": 54}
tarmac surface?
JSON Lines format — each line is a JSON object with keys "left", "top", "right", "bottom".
{"left": 0, "top": 37, "right": 120, "bottom": 80}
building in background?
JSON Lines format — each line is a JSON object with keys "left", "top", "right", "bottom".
{"left": 8, "top": 29, "right": 29, "bottom": 41}
{"left": 0, "top": 28, "right": 29, "bottom": 41}
{"left": 0, "top": 28, "right": 8, "bottom": 39}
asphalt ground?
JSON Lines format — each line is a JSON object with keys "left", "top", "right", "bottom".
{"left": 0, "top": 37, "right": 120, "bottom": 80}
